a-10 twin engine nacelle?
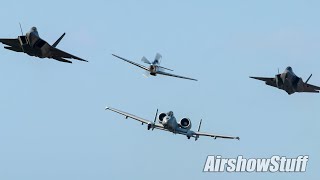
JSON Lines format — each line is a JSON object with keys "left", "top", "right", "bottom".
{"left": 179, "top": 118, "right": 192, "bottom": 130}
{"left": 158, "top": 112, "right": 167, "bottom": 123}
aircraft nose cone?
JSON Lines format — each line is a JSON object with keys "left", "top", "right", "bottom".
{"left": 286, "top": 66, "right": 292, "bottom": 71}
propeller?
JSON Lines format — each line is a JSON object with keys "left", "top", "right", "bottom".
{"left": 141, "top": 53, "right": 173, "bottom": 74}
{"left": 141, "top": 56, "right": 151, "bottom": 64}
{"left": 153, "top": 53, "right": 162, "bottom": 64}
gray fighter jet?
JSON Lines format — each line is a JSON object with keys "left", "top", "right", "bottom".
{"left": 0, "top": 26, "right": 87, "bottom": 63}
{"left": 250, "top": 66, "right": 320, "bottom": 95}
{"left": 112, "top": 53, "right": 197, "bottom": 81}
{"left": 105, "top": 107, "right": 239, "bottom": 141}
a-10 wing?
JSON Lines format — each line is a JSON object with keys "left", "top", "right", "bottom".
{"left": 194, "top": 131, "right": 240, "bottom": 140}
{"left": 105, "top": 107, "right": 164, "bottom": 129}
{"left": 170, "top": 129, "right": 239, "bottom": 140}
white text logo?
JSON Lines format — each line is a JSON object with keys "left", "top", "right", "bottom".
{"left": 203, "top": 155, "right": 309, "bottom": 172}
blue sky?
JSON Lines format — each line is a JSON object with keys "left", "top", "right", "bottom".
{"left": 0, "top": 0, "right": 319, "bottom": 179}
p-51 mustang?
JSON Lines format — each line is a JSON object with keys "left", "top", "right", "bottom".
{"left": 250, "top": 66, "right": 320, "bottom": 95}
{"left": 0, "top": 26, "right": 87, "bottom": 63}
{"left": 111, "top": 53, "right": 197, "bottom": 81}
{"left": 105, "top": 107, "right": 239, "bottom": 141}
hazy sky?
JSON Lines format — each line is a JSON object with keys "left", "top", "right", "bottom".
{"left": 0, "top": 0, "right": 319, "bottom": 179}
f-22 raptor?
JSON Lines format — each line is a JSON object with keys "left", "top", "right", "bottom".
{"left": 250, "top": 66, "right": 320, "bottom": 95}
{"left": 0, "top": 26, "right": 87, "bottom": 63}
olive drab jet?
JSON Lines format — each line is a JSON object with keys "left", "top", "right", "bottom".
{"left": 111, "top": 53, "right": 198, "bottom": 81}
{"left": 105, "top": 107, "right": 239, "bottom": 141}
{"left": 0, "top": 26, "right": 87, "bottom": 63}
{"left": 250, "top": 66, "right": 320, "bottom": 95}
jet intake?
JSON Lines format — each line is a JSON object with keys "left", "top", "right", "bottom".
{"left": 158, "top": 112, "right": 166, "bottom": 123}
{"left": 18, "top": 36, "right": 30, "bottom": 53}
{"left": 275, "top": 74, "right": 283, "bottom": 88}
{"left": 179, "top": 118, "right": 192, "bottom": 130}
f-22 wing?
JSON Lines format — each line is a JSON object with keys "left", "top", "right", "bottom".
{"left": 50, "top": 46, "right": 88, "bottom": 63}
{"left": 0, "top": 38, "right": 23, "bottom": 52}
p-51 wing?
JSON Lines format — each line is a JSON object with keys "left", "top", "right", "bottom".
{"left": 157, "top": 71, "right": 198, "bottom": 81}
{"left": 250, "top": 76, "right": 277, "bottom": 87}
{"left": 105, "top": 107, "right": 164, "bottom": 129}
{"left": 112, "top": 54, "right": 149, "bottom": 71}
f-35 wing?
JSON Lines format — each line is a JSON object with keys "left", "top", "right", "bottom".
{"left": 105, "top": 107, "right": 164, "bottom": 128}
{"left": 157, "top": 70, "right": 198, "bottom": 81}
{"left": 195, "top": 131, "right": 240, "bottom": 140}
{"left": 112, "top": 54, "right": 149, "bottom": 71}
{"left": 0, "top": 38, "right": 20, "bottom": 47}
{"left": 50, "top": 46, "right": 88, "bottom": 62}
{"left": 303, "top": 83, "right": 320, "bottom": 93}
{"left": 250, "top": 76, "right": 277, "bottom": 87}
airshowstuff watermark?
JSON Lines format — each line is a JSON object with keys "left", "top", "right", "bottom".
{"left": 203, "top": 155, "right": 309, "bottom": 172}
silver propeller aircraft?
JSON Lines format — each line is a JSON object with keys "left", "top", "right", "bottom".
{"left": 250, "top": 66, "right": 320, "bottom": 95}
{"left": 0, "top": 26, "right": 87, "bottom": 63}
{"left": 105, "top": 107, "right": 239, "bottom": 141}
{"left": 111, "top": 53, "right": 197, "bottom": 81}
